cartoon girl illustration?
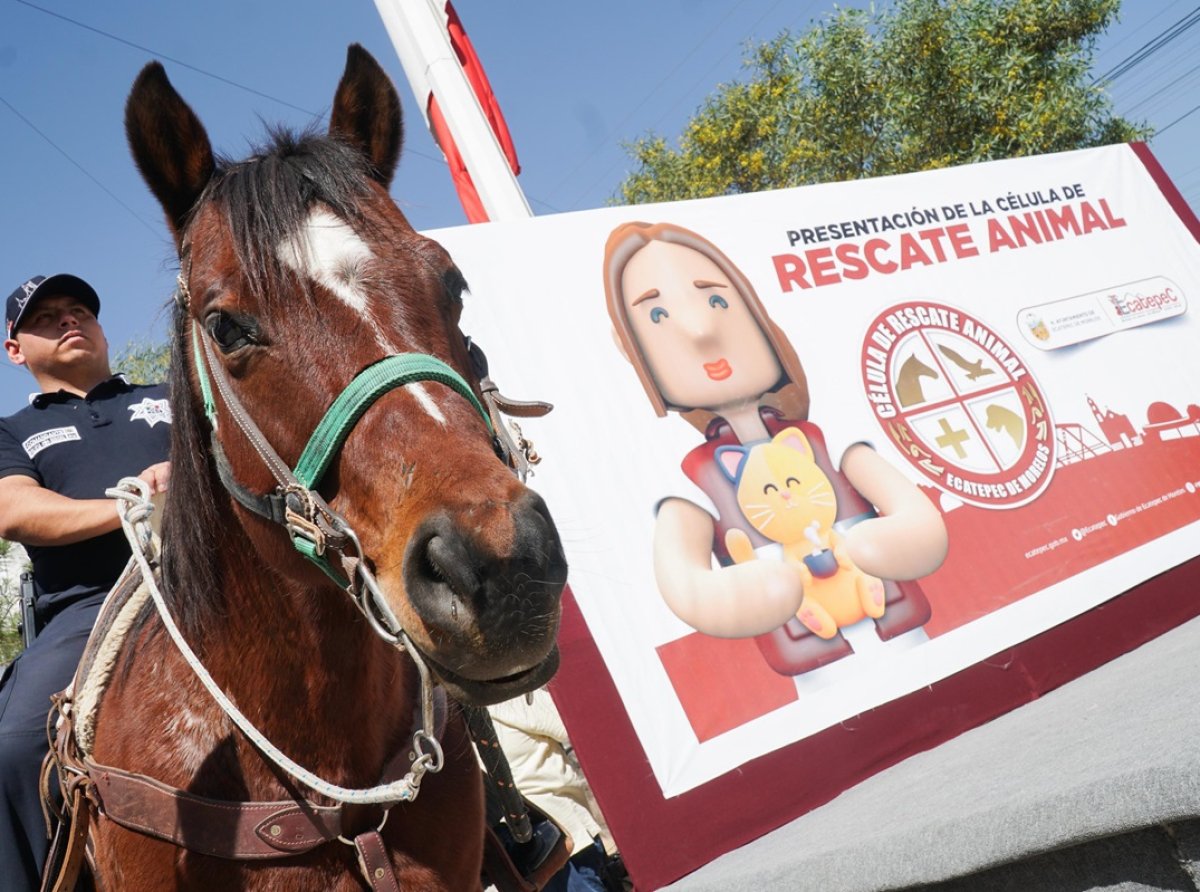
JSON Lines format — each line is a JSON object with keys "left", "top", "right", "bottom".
{"left": 603, "top": 221, "right": 948, "bottom": 674}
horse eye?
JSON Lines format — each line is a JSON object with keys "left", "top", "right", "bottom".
{"left": 205, "top": 311, "right": 260, "bottom": 354}
{"left": 443, "top": 267, "right": 468, "bottom": 304}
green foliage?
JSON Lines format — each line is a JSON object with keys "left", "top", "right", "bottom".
{"left": 0, "top": 539, "right": 27, "bottom": 665}
{"left": 618, "top": 0, "right": 1149, "bottom": 203}
{"left": 114, "top": 337, "right": 171, "bottom": 385}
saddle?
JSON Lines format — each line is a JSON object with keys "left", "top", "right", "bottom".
{"left": 38, "top": 561, "right": 569, "bottom": 892}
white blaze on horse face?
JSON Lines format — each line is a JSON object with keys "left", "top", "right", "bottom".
{"left": 407, "top": 383, "right": 447, "bottom": 425}
{"left": 277, "top": 208, "right": 394, "bottom": 352}
{"left": 277, "top": 208, "right": 448, "bottom": 427}
{"left": 278, "top": 208, "right": 374, "bottom": 310}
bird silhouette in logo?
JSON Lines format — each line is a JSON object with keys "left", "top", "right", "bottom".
{"left": 938, "top": 344, "right": 995, "bottom": 381}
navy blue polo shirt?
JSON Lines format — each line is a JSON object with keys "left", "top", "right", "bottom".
{"left": 0, "top": 376, "right": 171, "bottom": 619}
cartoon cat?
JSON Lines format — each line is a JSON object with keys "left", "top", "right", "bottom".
{"left": 715, "top": 427, "right": 885, "bottom": 639}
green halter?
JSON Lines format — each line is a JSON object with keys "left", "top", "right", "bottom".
{"left": 191, "top": 322, "right": 493, "bottom": 585}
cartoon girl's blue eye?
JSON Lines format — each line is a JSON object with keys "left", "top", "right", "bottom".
{"left": 649, "top": 307, "right": 669, "bottom": 323}
{"left": 708, "top": 294, "right": 729, "bottom": 309}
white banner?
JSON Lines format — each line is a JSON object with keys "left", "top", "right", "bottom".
{"left": 430, "top": 144, "right": 1200, "bottom": 797}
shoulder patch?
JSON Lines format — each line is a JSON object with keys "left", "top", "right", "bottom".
{"left": 23, "top": 426, "right": 81, "bottom": 458}
{"left": 128, "top": 398, "right": 173, "bottom": 427}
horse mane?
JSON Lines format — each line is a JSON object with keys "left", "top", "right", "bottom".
{"left": 155, "top": 128, "right": 380, "bottom": 643}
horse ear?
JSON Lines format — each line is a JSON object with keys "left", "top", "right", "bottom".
{"left": 125, "top": 62, "right": 215, "bottom": 245}
{"left": 329, "top": 44, "right": 403, "bottom": 187}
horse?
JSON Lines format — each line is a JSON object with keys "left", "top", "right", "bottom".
{"left": 71, "top": 45, "right": 567, "bottom": 890}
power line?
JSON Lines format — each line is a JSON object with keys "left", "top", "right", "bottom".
{"left": 1093, "top": 6, "right": 1200, "bottom": 84}
{"left": 549, "top": 0, "right": 760, "bottom": 201}
{"left": 13, "top": 0, "right": 554, "bottom": 218}
{"left": 0, "top": 93, "right": 161, "bottom": 237}
{"left": 1097, "top": 0, "right": 1191, "bottom": 59}
{"left": 15, "top": 0, "right": 323, "bottom": 119}
{"left": 564, "top": 0, "right": 794, "bottom": 209}
{"left": 1156, "top": 102, "right": 1200, "bottom": 136}
{"left": 1108, "top": 30, "right": 1200, "bottom": 103}
{"left": 1122, "top": 62, "right": 1200, "bottom": 120}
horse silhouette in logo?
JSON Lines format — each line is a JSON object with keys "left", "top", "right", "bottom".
{"left": 897, "top": 354, "right": 940, "bottom": 407}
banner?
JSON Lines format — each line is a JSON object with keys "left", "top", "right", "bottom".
{"left": 429, "top": 143, "right": 1200, "bottom": 886}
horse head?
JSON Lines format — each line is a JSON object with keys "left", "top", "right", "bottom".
{"left": 124, "top": 45, "right": 566, "bottom": 706}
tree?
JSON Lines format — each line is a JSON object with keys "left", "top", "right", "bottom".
{"left": 0, "top": 539, "right": 29, "bottom": 665}
{"left": 617, "top": 0, "right": 1149, "bottom": 204}
{"left": 114, "top": 337, "right": 171, "bottom": 384}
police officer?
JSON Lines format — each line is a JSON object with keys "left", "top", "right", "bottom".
{"left": 0, "top": 274, "right": 170, "bottom": 889}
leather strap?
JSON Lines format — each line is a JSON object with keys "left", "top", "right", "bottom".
{"left": 481, "top": 824, "right": 536, "bottom": 892}
{"left": 89, "top": 763, "right": 348, "bottom": 860}
{"left": 41, "top": 783, "right": 93, "bottom": 892}
{"left": 353, "top": 830, "right": 402, "bottom": 892}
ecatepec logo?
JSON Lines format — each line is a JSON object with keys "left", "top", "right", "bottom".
{"left": 128, "top": 398, "right": 172, "bottom": 427}
{"left": 861, "top": 301, "right": 1054, "bottom": 509}
{"left": 1107, "top": 285, "right": 1182, "bottom": 318}
{"left": 1017, "top": 276, "right": 1187, "bottom": 351}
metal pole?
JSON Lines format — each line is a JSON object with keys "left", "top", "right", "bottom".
{"left": 373, "top": 0, "right": 533, "bottom": 221}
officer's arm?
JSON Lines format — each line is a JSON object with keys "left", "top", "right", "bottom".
{"left": 0, "top": 462, "right": 171, "bottom": 547}
{"left": 0, "top": 475, "right": 122, "bottom": 546}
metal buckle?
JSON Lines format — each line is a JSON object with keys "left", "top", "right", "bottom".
{"left": 285, "top": 507, "right": 327, "bottom": 556}
{"left": 283, "top": 487, "right": 327, "bottom": 556}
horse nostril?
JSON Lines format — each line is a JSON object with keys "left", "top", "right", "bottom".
{"left": 424, "top": 534, "right": 481, "bottom": 602}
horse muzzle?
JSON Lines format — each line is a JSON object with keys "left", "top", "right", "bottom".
{"left": 400, "top": 489, "right": 567, "bottom": 705}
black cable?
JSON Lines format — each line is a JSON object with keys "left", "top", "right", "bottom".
{"left": 13, "top": 0, "right": 556, "bottom": 216}
{"left": 15, "top": 0, "right": 322, "bottom": 119}
{"left": 1093, "top": 6, "right": 1200, "bottom": 84}
{"left": 0, "top": 93, "right": 161, "bottom": 237}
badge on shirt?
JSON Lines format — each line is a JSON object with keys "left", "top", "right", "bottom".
{"left": 23, "top": 426, "right": 81, "bottom": 458}
{"left": 128, "top": 398, "right": 173, "bottom": 428}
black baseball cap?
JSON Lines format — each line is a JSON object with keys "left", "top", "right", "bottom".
{"left": 6, "top": 274, "right": 101, "bottom": 338}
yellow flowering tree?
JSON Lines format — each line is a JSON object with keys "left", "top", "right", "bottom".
{"left": 618, "top": 0, "right": 1148, "bottom": 204}
{"left": 114, "top": 338, "right": 171, "bottom": 384}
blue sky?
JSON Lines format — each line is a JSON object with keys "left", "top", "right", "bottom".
{"left": 2, "top": 0, "right": 1198, "bottom": 414}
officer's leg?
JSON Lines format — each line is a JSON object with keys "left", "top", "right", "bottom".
{"left": 0, "top": 598, "right": 100, "bottom": 891}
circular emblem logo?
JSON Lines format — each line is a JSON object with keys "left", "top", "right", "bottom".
{"left": 860, "top": 301, "right": 1054, "bottom": 509}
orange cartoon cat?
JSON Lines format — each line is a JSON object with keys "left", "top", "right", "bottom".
{"left": 716, "top": 427, "right": 886, "bottom": 639}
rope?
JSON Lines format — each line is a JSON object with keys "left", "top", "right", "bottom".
{"left": 106, "top": 478, "right": 442, "bottom": 806}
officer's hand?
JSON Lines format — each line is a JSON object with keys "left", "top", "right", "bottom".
{"left": 137, "top": 461, "right": 171, "bottom": 495}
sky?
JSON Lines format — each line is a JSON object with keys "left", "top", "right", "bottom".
{"left": 2, "top": 0, "right": 1198, "bottom": 415}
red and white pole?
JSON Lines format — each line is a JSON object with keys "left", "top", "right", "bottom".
{"left": 373, "top": 0, "right": 531, "bottom": 223}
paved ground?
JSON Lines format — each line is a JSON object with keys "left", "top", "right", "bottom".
{"left": 666, "top": 614, "right": 1200, "bottom": 891}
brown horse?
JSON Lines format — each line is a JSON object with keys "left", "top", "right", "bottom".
{"left": 83, "top": 45, "right": 566, "bottom": 890}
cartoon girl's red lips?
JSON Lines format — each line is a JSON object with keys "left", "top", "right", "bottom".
{"left": 704, "top": 358, "right": 732, "bottom": 380}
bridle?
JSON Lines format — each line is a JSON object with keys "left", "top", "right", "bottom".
{"left": 189, "top": 312, "right": 489, "bottom": 641}
{"left": 178, "top": 263, "right": 544, "bottom": 642}
{"left": 134, "top": 260, "right": 550, "bottom": 810}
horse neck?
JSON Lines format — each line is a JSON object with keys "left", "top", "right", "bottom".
{"left": 193, "top": 513, "right": 417, "bottom": 772}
